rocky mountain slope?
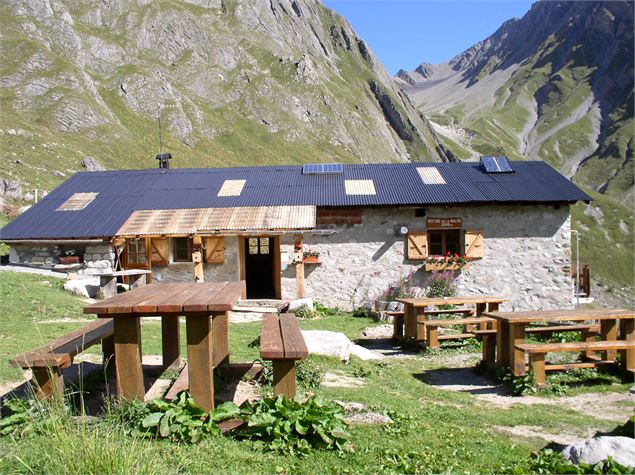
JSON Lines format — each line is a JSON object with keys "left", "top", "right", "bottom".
{"left": 0, "top": 0, "right": 447, "bottom": 200}
{"left": 397, "top": 0, "right": 634, "bottom": 291}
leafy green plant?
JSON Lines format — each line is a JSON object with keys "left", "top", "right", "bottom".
{"left": 528, "top": 449, "right": 633, "bottom": 474}
{"left": 295, "top": 307, "right": 318, "bottom": 319}
{"left": 0, "top": 397, "right": 70, "bottom": 438}
{"left": 238, "top": 395, "right": 349, "bottom": 455}
{"left": 261, "top": 359, "right": 323, "bottom": 390}
{"left": 117, "top": 392, "right": 240, "bottom": 443}
{"left": 497, "top": 368, "right": 537, "bottom": 396}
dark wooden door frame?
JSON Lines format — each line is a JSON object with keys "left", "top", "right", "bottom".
{"left": 238, "top": 236, "right": 281, "bottom": 299}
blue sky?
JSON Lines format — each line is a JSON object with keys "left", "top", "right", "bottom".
{"left": 323, "top": 1, "right": 534, "bottom": 73}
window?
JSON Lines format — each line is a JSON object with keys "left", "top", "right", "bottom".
{"left": 173, "top": 238, "right": 192, "bottom": 262}
{"left": 428, "top": 229, "right": 461, "bottom": 256}
{"left": 248, "top": 238, "right": 270, "bottom": 255}
{"left": 127, "top": 238, "right": 146, "bottom": 264}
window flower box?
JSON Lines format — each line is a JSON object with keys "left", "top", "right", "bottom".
{"left": 424, "top": 254, "right": 471, "bottom": 272}
{"left": 303, "top": 249, "right": 320, "bottom": 264}
{"left": 59, "top": 256, "right": 80, "bottom": 264}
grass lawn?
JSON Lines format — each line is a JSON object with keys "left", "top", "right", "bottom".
{"left": 0, "top": 271, "right": 632, "bottom": 474}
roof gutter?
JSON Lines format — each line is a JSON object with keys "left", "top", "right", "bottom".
{"left": 1, "top": 239, "right": 108, "bottom": 244}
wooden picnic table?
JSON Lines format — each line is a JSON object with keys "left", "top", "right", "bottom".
{"left": 482, "top": 308, "right": 635, "bottom": 376}
{"left": 97, "top": 269, "right": 152, "bottom": 299}
{"left": 397, "top": 296, "right": 509, "bottom": 341}
{"left": 84, "top": 281, "right": 246, "bottom": 411}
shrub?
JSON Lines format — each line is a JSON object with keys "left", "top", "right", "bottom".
{"left": 261, "top": 358, "right": 323, "bottom": 390}
{"left": 425, "top": 270, "right": 456, "bottom": 298}
{"left": 238, "top": 395, "right": 349, "bottom": 455}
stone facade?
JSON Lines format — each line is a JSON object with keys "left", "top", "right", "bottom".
{"left": 8, "top": 242, "right": 115, "bottom": 274}
{"left": 280, "top": 205, "right": 573, "bottom": 311}
{"left": 6, "top": 205, "right": 573, "bottom": 311}
{"left": 152, "top": 236, "right": 240, "bottom": 283}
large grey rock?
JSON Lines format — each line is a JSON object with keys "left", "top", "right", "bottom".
{"left": 81, "top": 156, "right": 105, "bottom": 171}
{"left": 289, "top": 298, "right": 314, "bottom": 312}
{"left": 64, "top": 277, "right": 100, "bottom": 298}
{"left": 350, "top": 344, "right": 383, "bottom": 360}
{"left": 301, "top": 330, "right": 383, "bottom": 361}
{"left": 561, "top": 436, "right": 635, "bottom": 468}
{"left": 301, "top": 330, "right": 351, "bottom": 361}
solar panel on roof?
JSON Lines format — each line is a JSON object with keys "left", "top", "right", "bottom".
{"left": 302, "top": 163, "right": 343, "bottom": 175}
{"left": 480, "top": 156, "right": 514, "bottom": 173}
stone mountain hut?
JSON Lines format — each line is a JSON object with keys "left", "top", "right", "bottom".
{"left": 0, "top": 158, "right": 590, "bottom": 310}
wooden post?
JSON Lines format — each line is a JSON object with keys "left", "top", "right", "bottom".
{"left": 193, "top": 235, "right": 204, "bottom": 283}
{"left": 600, "top": 319, "right": 618, "bottom": 361}
{"left": 416, "top": 312, "right": 427, "bottom": 341}
{"left": 482, "top": 334, "right": 496, "bottom": 367}
{"left": 619, "top": 319, "right": 634, "bottom": 372}
{"left": 186, "top": 313, "right": 214, "bottom": 411}
{"left": 496, "top": 321, "right": 510, "bottom": 367}
{"left": 161, "top": 315, "right": 181, "bottom": 370}
{"left": 102, "top": 333, "right": 116, "bottom": 374}
{"left": 212, "top": 311, "right": 229, "bottom": 368}
{"left": 511, "top": 324, "right": 526, "bottom": 376}
{"left": 113, "top": 317, "right": 145, "bottom": 400}
{"left": 392, "top": 313, "right": 404, "bottom": 340}
{"left": 294, "top": 234, "right": 305, "bottom": 298}
{"left": 426, "top": 325, "right": 439, "bottom": 349}
{"left": 530, "top": 353, "right": 546, "bottom": 388}
{"left": 32, "top": 367, "right": 64, "bottom": 400}
{"left": 273, "top": 360, "right": 296, "bottom": 399}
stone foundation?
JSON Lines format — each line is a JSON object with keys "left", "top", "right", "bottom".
{"left": 8, "top": 241, "right": 115, "bottom": 273}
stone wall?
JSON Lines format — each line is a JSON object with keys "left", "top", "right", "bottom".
{"left": 281, "top": 205, "right": 573, "bottom": 311}
{"left": 8, "top": 241, "right": 115, "bottom": 273}
{"left": 152, "top": 236, "right": 240, "bottom": 282}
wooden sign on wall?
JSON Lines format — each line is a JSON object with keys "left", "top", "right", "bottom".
{"left": 426, "top": 217, "right": 462, "bottom": 229}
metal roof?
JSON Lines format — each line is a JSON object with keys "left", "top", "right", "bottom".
{"left": 0, "top": 161, "right": 590, "bottom": 241}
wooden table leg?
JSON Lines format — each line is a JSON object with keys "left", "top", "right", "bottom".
{"left": 161, "top": 315, "right": 181, "bottom": 370}
{"left": 510, "top": 324, "right": 526, "bottom": 376}
{"left": 472, "top": 303, "right": 487, "bottom": 331}
{"left": 600, "top": 319, "right": 619, "bottom": 361}
{"left": 113, "top": 317, "right": 145, "bottom": 400}
{"left": 273, "top": 360, "right": 296, "bottom": 399}
{"left": 102, "top": 333, "right": 116, "bottom": 374}
{"left": 212, "top": 311, "right": 229, "bottom": 368}
{"left": 32, "top": 367, "right": 64, "bottom": 400}
{"left": 619, "top": 319, "right": 634, "bottom": 372}
{"left": 404, "top": 304, "right": 415, "bottom": 339}
{"left": 416, "top": 310, "right": 427, "bottom": 342}
{"left": 186, "top": 313, "right": 214, "bottom": 411}
{"left": 496, "top": 321, "right": 510, "bottom": 367}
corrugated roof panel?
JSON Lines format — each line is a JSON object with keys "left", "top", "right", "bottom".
{"left": 344, "top": 180, "right": 376, "bottom": 196}
{"left": 0, "top": 161, "right": 591, "bottom": 241}
{"left": 217, "top": 179, "right": 246, "bottom": 197}
{"left": 416, "top": 167, "right": 446, "bottom": 185}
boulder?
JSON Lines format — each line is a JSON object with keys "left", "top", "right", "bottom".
{"left": 561, "top": 436, "right": 635, "bottom": 468}
{"left": 64, "top": 277, "right": 100, "bottom": 298}
{"left": 81, "top": 156, "right": 105, "bottom": 172}
{"left": 289, "top": 298, "right": 314, "bottom": 312}
{"left": 350, "top": 344, "right": 383, "bottom": 360}
{"left": 301, "top": 330, "right": 352, "bottom": 361}
{"left": 301, "top": 330, "right": 383, "bottom": 361}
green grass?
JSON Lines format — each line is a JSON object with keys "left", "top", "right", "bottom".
{"left": 0, "top": 271, "right": 632, "bottom": 474}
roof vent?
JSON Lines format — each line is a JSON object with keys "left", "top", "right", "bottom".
{"left": 302, "top": 163, "right": 343, "bottom": 175}
{"left": 156, "top": 153, "right": 172, "bottom": 169}
{"left": 480, "top": 156, "right": 513, "bottom": 173}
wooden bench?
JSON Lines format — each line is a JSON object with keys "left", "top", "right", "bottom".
{"left": 260, "top": 313, "right": 308, "bottom": 398}
{"left": 473, "top": 324, "right": 600, "bottom": 366}
{"left": 98, "top": 269, "right": 151, "bottom": 299}
{"left": 425, "top": 317, "right": 495, "bottom": 349}
{"left": 395, "top": 308, "right": 474, "bottom": 341}
{"left": 10, "top": 319, "right": 115, "bottom": 398}
{"left": 516, "top": 340, "right": 635, "bottom": 387}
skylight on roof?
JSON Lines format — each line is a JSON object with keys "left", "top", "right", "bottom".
{"left": 56, "top": 192, "right": 98, "bottom": 211}
{"left": 416, "top": 167, "right": 446, "bottom": 184}
{"left": 302, "top": 163, "right": 343, "bottom": 175}
{"left": 344, "top": 179, "right": 376, "bottom": 195}
{"left": 480, "top": 156, "right": 514, "bottom": 173}
{"left": 217, "top": 179, "right": 246, "bottom": 197}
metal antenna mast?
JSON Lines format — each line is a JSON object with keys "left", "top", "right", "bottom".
{"left": 157, "top": 105, "right": 163, "bottom": 155}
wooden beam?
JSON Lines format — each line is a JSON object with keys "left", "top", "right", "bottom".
{"left": 294, "top": 234, "right": 305, "bottom": 299}
{"left": 193, "top": 235, "right": 204, "bottom": 283}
